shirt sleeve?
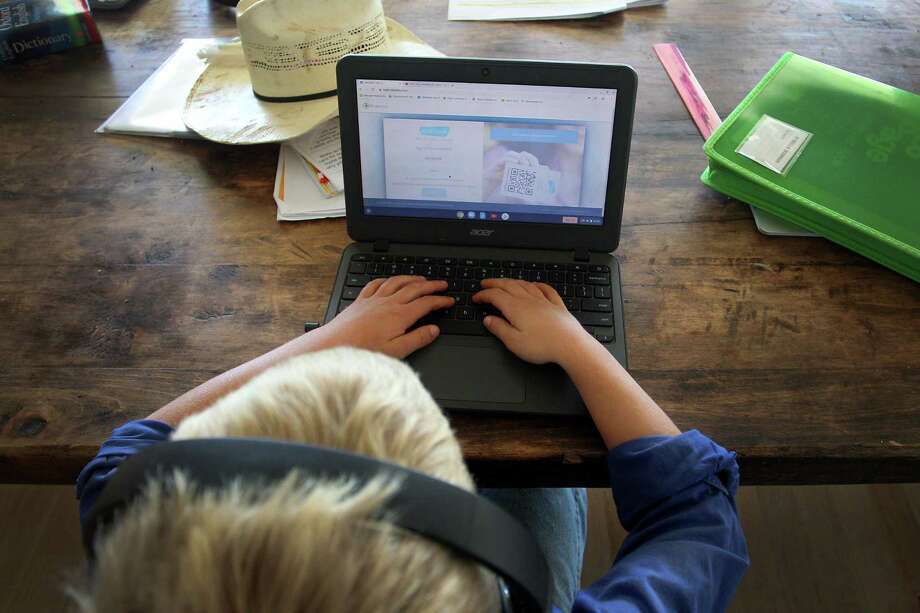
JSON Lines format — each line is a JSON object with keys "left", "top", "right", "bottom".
{"left": 75, "top": 419, "right": 175, "bottom": 529}
{"left": 570, "top": 430, "right": 749, "bottom": 613}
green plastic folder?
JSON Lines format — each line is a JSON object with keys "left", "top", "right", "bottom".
{"left": 701, "top": 52, "right": 920, "bottom": 282}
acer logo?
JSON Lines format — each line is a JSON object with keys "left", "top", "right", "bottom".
{"left": 470, "top": 228, "right": 494, "bottom": 237}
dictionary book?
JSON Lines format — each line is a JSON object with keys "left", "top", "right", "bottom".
{"left": 0, "top": 0, "right": 101, "bottom": 63}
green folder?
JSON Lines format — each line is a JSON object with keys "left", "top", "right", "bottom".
{"left": 701, "top": 52, "right": 920, "bottom": 282}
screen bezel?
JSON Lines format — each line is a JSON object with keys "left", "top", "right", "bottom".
{"left": 336, "top": 55, "right": 637, "bottom": 253}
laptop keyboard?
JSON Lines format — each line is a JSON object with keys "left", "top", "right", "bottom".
{"left": 338, "top": 253, "right": 615, "bottom": 343}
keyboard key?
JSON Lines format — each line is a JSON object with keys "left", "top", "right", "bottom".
{"left": 337, "top": 300, "right": 354, "bottom": 314}
{"left": 566, "top": 272, "right": 584, "bottom": 284}
{"left": 504, "top": 260, "right": 522, "bottom": 268}
{"left": 395, "top": 255, "right": 415, "bottom": 264}
{"left": 576, "top": 312, "right": 613, "bottom": 327}
{"left": 482, "top": 259, "right": 500, "bottom": 268}
{"left": 481, "top": 305, "right": 502, "bottom": 318}
{"left": 351, "top": 254, "right": 371, "bottom": 262}
{"left": 586, "top": 273, "right": 610, "bottom": 285}
{"left": 342, "top": 286, "right": 360, "bottom": 300}
{"left": 589, "top": 264, "right": 610, "bottom": 273}
{"left": 447, "top": 279, "right": 462, "bottom": 292}
{"left": 561, "top": 285, "right": 575, "bottom": 297}
{"left": 348, "top": 262, "right": 367, "bottom": 274}
{"left": 547, "top": 263, "right": 564, "bottom": 271}
{"left": 567, "top": 263, "right": 587, "bottom": 272}
{"left": 462, "top": 258, "right": 478, "bottom": 267}
{"left": 549, "top": 271, "right": 566, "bottom": 283}
{"left": 345, "top": 274, "right": 370, "bottom": 287}
{"left": 439, "top": 266, "right": 457, "bottom": 278}
{"left": 457, "top": 306, "right": 476, "bottom": 320}
{"left": 582, "top": 299, "right": 612, "bottom": 312}
{"left": 473, "top": 267, "right": 489, "bottom": 280}
{"left": 563, "top": 298, "right": 579, "bottom": 311}
{"left": 525, "top": 262, "right": 544, "bottom": 270}
{"left": 418, "top": 256, "right": 436, "bottom": 265}
{"left": 420, "top": 265, "right": 437, "bottom": 277}
{"left": 385, "top": 264, "right": 401, "bottom": 275}
{"left": 596, "top": 333, "right": 614, "bottom": 344}
{"left": 462, "top": 280, "right": 480, "bottom": 293}
{"left": 594, "top": 286, "right": 611, "bottom": 299}
{"left": 415, "top": 308, "right": 455, "bottom": 329}
{"left": 373, "top": 254, "right": 393, "bottom": 263}
{"left": 405, "top": 264, "right": 418, "bottom": 276}
{"left": 440, "top": 257, "right": 456, "bottom": 265}
{"left": 576, "top": 286, "right": 591, "bottom": 298}
{"left": 448, "top": 293, "right": 466, "bottom": 305}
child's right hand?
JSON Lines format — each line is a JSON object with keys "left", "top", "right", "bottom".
{"left": 472, "top": 279, "right": 595, "bottom": 366}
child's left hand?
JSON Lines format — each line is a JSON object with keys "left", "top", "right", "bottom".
{"left": 312, "top": 276, "right": 455, "bottom": 358}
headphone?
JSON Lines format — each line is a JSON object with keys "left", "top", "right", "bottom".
{"left": 83, "top": 438, "right": 551, "bottom": 613}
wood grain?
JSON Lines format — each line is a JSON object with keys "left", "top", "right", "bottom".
{"left": 1, "top": 0, "right": 918, "bottom": 485}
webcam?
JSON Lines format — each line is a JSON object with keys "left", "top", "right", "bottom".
{"left": 481, "top": 67, "right": 490, "bottom": 76}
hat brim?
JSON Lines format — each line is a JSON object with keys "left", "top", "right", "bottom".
{"left": 183, "top": 18, "right": 443, "bottom": 145}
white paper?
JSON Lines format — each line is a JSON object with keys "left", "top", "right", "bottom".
{"left": 97, "top": 38, "right": 219, "bottom": 138}
{"left": 287, "top": 118, "right": 344, "bottom": 191}
{"left": 448, "top": 0, "right": 627, "bottom": 21}
{"left": 274, "top": 145, "right": 345, "bottom": 221}
{"left": 736, "top": 114, "right": 812, "bottom": 175}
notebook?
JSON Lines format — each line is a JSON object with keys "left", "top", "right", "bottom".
{"left": 701, "top": 53, "right": 920, "bottom": 282}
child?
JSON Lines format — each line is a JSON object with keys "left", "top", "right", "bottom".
{"left": 74, "top": 276, "right": 749, "bottom": 612}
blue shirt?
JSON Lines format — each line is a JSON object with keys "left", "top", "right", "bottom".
{"left": 77, "top": 422, "right": 748, "bottom": 612}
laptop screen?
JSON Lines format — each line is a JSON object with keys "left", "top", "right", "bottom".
{"left": 356, "top": 79, "right": 616, "bottom": 226}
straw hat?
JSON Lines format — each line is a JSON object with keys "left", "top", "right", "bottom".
{"left": 183, "top": 0, "right": 442, "bottom": 145}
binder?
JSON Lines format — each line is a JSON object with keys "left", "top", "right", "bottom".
{"left": 701, "top": 52, "right": 920, "bottom": 282}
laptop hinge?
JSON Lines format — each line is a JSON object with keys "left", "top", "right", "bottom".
{"left": 573, "top": 248, "right": 590, "bottom": 262}
{"left": 373, "top": 240, "right": 389, "bottom": 252}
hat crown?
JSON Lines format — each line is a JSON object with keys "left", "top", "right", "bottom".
{"left": 237, "top": 0, "right": 390, "bottom": 100}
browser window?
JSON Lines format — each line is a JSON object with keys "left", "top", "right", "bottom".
{"left": 357, "top": 79, "right": 616, "bottom": 225}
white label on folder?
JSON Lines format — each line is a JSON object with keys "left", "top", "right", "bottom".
{"left": 736, "top": 114, "right": 812, "bottom": 175}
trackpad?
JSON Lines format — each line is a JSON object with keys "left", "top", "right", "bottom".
{"left": 410, "top": 345, "right": 526, "bottom": 404}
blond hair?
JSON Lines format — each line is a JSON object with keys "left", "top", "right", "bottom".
{"left": 71, "top": 348, "right": 499, "bottom": 613}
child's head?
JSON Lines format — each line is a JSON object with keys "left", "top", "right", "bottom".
{"left": 71, "top": 347, "right": 499, "bottom": 613}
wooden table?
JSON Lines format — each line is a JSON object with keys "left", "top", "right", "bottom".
{"left": 1, "top": 0, "right": 918, "bottom": 487}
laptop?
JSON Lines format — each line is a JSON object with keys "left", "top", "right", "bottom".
{"left": 324, "top": 56, "right": 637, "bottom": 416}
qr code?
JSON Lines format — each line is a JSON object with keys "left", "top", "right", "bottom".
{"left": 505, "top": 167, "right": 537, "bottom": 196}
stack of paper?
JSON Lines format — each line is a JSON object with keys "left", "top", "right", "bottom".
{"left": 448, "top": 0, "right": 665, "bottom": 21}
{"left": 274, "top": 118, "right": 346, "bottom": 221}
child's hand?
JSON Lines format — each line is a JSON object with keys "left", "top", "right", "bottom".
{"left": 318, "top": 276, "right": 454, "bottom": 358}
{"left": 472, "top": 279, "right": 594, "bottom": 365}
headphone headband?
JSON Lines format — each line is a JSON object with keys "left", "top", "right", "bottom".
{"left": 83, "top": 438, "right": 549, "bottom": 612}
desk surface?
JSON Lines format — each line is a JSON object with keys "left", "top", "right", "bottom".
{"left": 1, "top": 0, "right": 918, "bottom": 486}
